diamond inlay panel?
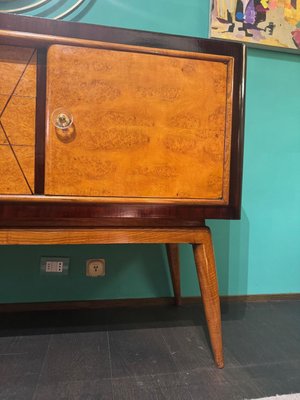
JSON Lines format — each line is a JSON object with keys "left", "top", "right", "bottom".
{"left": 0, "top": 46, "right": 34, "bottom": 96}
{"left": 0, "top": 95, "right": 9, "bottom": 116}
{"left": 0, "top": 121, "right": 8, "bottom": 144}
{"left": 14, "top": 52, "right": 37, "bottom": 98}
{"left": 0, "top": 127, "right": 31, "bottom": 194}
{"left": 13, "top": 145, "right": 35, "bottom": 191}
{"left": 0, "top": 45, "right": 36, "bottom": 195}
{"left": 1, "top": 96, "right": 36, "bottom": 146}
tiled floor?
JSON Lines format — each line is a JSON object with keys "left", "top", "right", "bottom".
{"left": 0, "top": 301, "right": 299, "bottom": 399}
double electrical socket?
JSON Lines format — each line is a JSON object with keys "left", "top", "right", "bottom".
{"left": 40, "top": 257, "right": 70, "bottom": 275}
{"left": 86, "top": 259, "right": 105, "bottom": 277}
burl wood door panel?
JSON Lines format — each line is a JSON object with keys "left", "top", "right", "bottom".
{"left": 0, "top": 45, "right": 36, "bottom": 195}
{"left": 45, "top": 44, "right": 233, "bottom": 204}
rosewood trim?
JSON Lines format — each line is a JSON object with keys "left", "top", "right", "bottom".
{"left": 34, "top": 48, "right": 47, "bottom": 194}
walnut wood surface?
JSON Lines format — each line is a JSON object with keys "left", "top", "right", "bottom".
{"left": 0, "top": 136, "right": 31, "bottom": 195}
{"left": 193, "top": 231, "right": 224, "bottom": 368}
{"left": 166, "top": 244, "right": 181, "bottom": 306}
{"left": 0, "top": 45, "right": 36, "bottom": 194}
{"left": 45, "top": 44, "right": 233, "bottom": 204}
{"left": 0, "top": 227, "right": 212, "bottom": 245}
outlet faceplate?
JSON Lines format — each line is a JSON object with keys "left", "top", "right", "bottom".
{"left": 40, "top": 257, "right": 69, "bottom": 275}
{"left": 86, "top": 259, "right": 105, "bottom": 277}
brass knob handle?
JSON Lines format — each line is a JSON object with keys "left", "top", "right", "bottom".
{"left": 51, "top": 108, "right": 73, "bottom": 130}
{"left": 51, "top": 108, "right": 76, "bottom": 143}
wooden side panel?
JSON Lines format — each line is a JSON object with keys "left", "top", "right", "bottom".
{"left": 0, "top": 45, "right": 36, "bottom": 194}
{"left": 45, "top": 45, "right": 233, "bottom": 204}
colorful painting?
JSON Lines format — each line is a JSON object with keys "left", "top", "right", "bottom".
{"left": 210, "top": 1, "right": 300, "bottom": 51}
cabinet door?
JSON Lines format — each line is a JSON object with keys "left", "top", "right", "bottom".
{"left": 0, "top": 45, "right": 36, "bottom": 195}
{"left": 45, "top": 44, "right": 233, "bottom": 204}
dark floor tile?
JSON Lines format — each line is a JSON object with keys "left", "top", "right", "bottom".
{"left": 112, "top": 374, "right": 193, "bottom": 400}
{"left": 33, "top": 378, "right": 113, "bottom": 400}
{"left": 112, "top": 377, "right": 158, "bottom": 400}
{"left": 254, "top": 361, "right": 300, "bottom": 398}
{"left": 221, "top": 314, "right": 295, "bottom": 366}
{"left": 38, "top": 332, "right": 110, "bottom": 384}
{"left": 154, "top": 385, "right": 194, "bottom": 400}
{"left": 109, "top": 328, "right": 178, "bottom": 378}
{"left": 105, "top": 305, "right": 205, "bottom": 331}
{"left": 112, "top": 370, "right": 262, "bottom": 400}
{"left": 182, "top": 366, "right": 263, "bottom": 400}
{"left": 0, "top": 335, "right": 50, "bottom": 380}
{"left": 188, "top": 379, "right": 263, "bottom": 400}
{"left": 254, "top": 377, "right": 300, "bottom": 398}
{"left": 225, "top": 359, "right": 300, "bottom": 383}
{"left": 160, "top": 324, "right": 215, "bottom": 370}
{"left": 0, "top": 374, "right": 38, "bottom": 400}
{"left": 1, "top": 301, "right": 300, "bottom": 400}
{"left": 125, "top": 371, "right": 187, "bottom": 388}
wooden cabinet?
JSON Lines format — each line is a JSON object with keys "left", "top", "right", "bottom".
{"left": 0, "top": 13, "right": 245, "bottom": 226}
{"left": 0, "top": 13, "right": 246, "bottom": 368}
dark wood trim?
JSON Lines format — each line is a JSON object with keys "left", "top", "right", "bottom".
{"left": 0, "top": 294, "right": 299, "bottom": 313}
{"left": 0, "top": 203, "right": 234, "bottom": 228}
{"left": 228, "top": 44, "right": 246, "bottom": 219}
{"left": 220, "top": 293, "right": 300, "bottom": 302}
{"left": 34, "top": 48, "right": 47, "bottom": 194}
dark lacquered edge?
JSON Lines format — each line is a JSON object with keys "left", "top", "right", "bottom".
{"left": 34, "top": 48, "right": 47, "bottom": 194}
{"left": 0, "top": 13, "right": 246, "bottom": 227}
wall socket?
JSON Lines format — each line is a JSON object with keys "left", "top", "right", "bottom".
{"left": 40, "top": 257, "right": 69, "bottom": 275}
{"left": 86, "top": 259, "right": 105, "bottom": 277}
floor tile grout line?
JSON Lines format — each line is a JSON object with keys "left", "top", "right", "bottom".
{"left": 160, "top": 327, "right": 192, "bottom": 375}
{"left": 106, "top": 330, "right": 115, "bottom": 400}
{"left": 31, "top": 334, "right": 53, "bottom": 400}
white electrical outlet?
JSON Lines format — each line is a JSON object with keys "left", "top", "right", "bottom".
{"left": 46, "top": 261, "right": 63, "bottom": 273}
{"left": 86, "top": 259, "right": 105, "bottom": 277}
{"left": 40, "top": 257, "right": 69, "bottom": 275}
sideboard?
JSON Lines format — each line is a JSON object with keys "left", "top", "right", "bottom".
{"left": 0, "top": 13, "right": 246, "bottom": 368}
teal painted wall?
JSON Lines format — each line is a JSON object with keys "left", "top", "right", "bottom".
{"left": 0, "top": 0, "right": 299, "bottom": 303}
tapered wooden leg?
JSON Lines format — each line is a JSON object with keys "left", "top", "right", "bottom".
{"left": 166, "top": 243, "right": 181, "bottom": 306}
{"left": 193, "top": 230, "right": 224, "bottom": 368}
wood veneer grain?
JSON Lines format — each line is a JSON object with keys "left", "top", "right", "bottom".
{"left": 0, "top": 45, "right": 36, "bottom": 194}
{"left": 0, "top": 13, "right": 245, "bottom": 221}
{"left": 193, "top": 232, "right": 224, "bottom": 368}
{"left": 45, "top": 45, "right": 233, "bottom": 203}
{"left": 0, "top": 227, "right": 212, "bottom": 245}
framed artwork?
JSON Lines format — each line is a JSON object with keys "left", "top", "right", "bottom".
{"left": 0, "top": 0, "right": 91, "bottom": 20}
{"left": 210, "top": 0, "right": 300, "bottom": 52}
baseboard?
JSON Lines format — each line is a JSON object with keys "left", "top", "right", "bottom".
{"left": 0, "top": 293, "right": 299, "bottom": 313}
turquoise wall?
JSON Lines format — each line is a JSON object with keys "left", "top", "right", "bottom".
{"left": 0, "top": 0, "right": 299, "bottom": 303}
